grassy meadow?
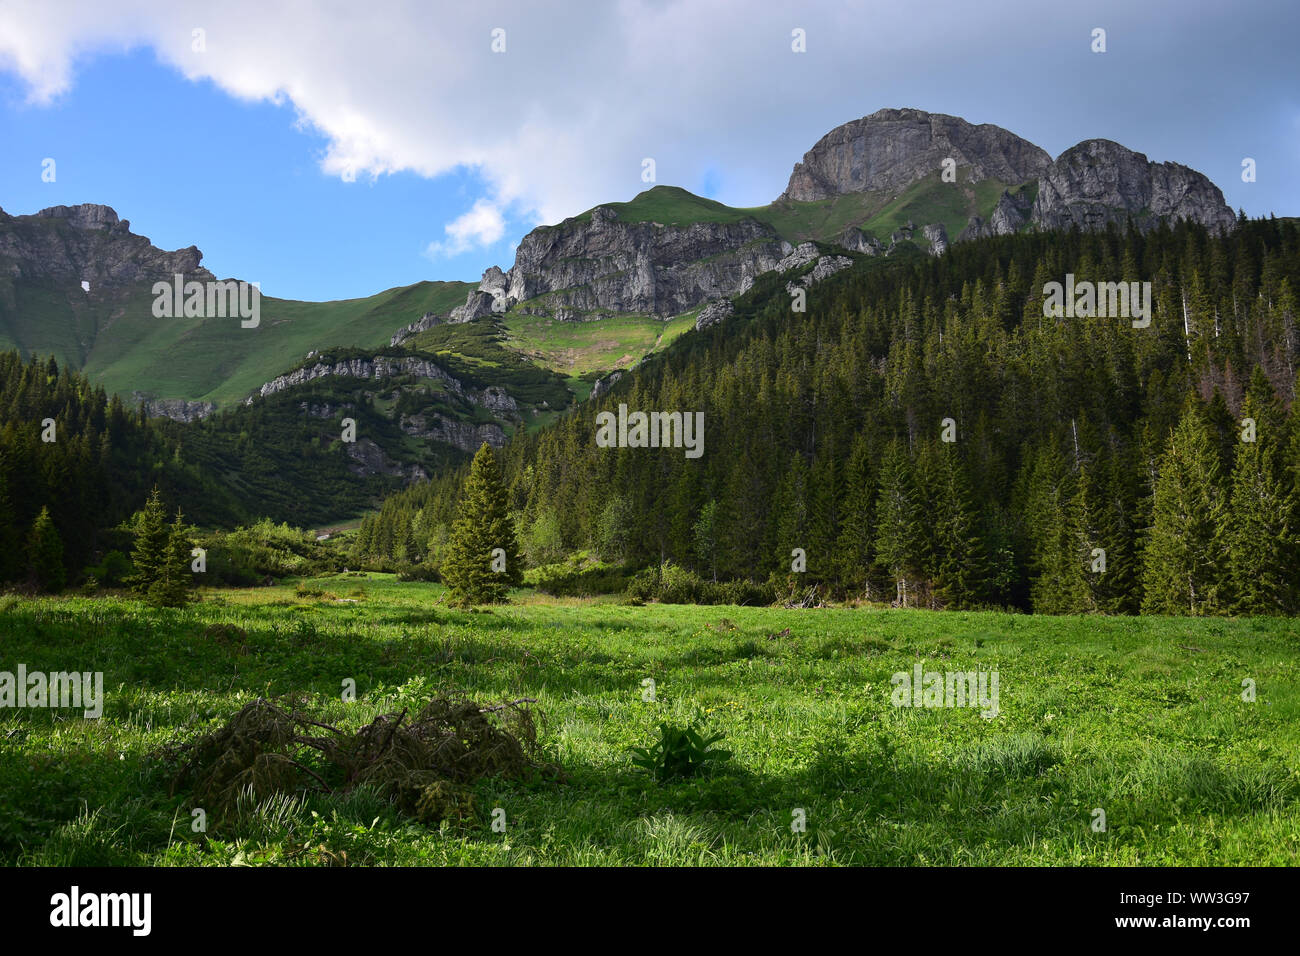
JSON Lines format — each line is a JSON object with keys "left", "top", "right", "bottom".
{"left": 1, "top": 575, "right": 1297, "bottom": 866}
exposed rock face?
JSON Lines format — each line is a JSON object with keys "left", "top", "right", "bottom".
{"left": 468, "top": 203, "right": 790, "bottom": 320}
{"left": 259, "top": 355, "right": 462, "bottom": 399}
{"left": 958, "top": 188, "right": 1034, "bottom": 240}
{"left": 345, "top": 438, "right": 427, "bottom": 481}
{"left": 785, "top": 255, "right": 853, "bottom": 298}
{"left": 694, "top": 299, "right": 734, "bottom": 331}
{"left": 0, "top": 203, "right": 210, "bottom": 286}
{"left": 780, "top": 108, "right": 1052, "bottom": 201}
{"left": 255, "top": 354, "right": 519, "bottom": 419}
{"left": 390, "top": 311, "right": 442, "bottom": 346}
{"left": 775, "top": 242, "right": 823, "bottom": 273}
{"left": 1031, "top": 139, "right": 1235, "bottom": 234}
{"left": 921, "top": 223, "right": 948, "bottom": 256}
{"left": 399, "top": 412, "right": 507, "bottom": 451}
{"left": 590, "top": 369, "right": 624, "bottom": 399}
{"left": 838, "top": 227, "right": 884, "bottom": 255}
{"left": 131, "top": 392, "right": 217, "bottom": 422}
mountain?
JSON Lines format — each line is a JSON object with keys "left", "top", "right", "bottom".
{"left": 779, "top": 107, "right": 1053, "bottom": 200}
{"left": 0, "top": 107, "right": 1246, "bottom": 525}
{"left": 0, "top": 203, "right": 475, "bottom": 412}
{"left": 444, "top": 107, "right": 1235, "bottom": 337}
{"left": 1030, "top": 138, "right": 1238, "bottom": 234}
{"left": 2, "top": 107, "right": 1236, "bottom": 417}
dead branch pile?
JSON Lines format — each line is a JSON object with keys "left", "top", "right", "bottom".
{"left": 158, "top": 694, "right": 553, "bottom": 825}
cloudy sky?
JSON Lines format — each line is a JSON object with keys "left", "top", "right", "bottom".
{"left": 1, "top": 0, "right": 1296, "bottom": 299}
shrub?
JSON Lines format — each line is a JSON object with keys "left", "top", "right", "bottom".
{"left": 396, "top": 563, "right": 440, "bottom": 582}
{"left": 524, "top": 552, "right": 629, "bottom": 596}
{"left": 84, "top": 550, "right": 132, "bottom": 588}
{"left": 626, "top": 563, "right": 774, "bottom": 606}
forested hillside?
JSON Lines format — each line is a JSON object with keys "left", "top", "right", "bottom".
{"left": 354, "top": 215, "right": 1300, "bottom": 615}
{"left": 0, "top": 352, "right": 248, "bottom": 586}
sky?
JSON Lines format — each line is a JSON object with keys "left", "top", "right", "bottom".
{"left": 0, "top": 0, "right": 1297, "bottom": 301}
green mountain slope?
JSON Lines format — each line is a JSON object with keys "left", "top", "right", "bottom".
{"left": 0, "top": 270, "right": 472, "bottom": 409}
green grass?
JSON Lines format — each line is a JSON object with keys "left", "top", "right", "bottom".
{"left": 0, "top": 278, "right": 473, "bottom": 410}
{"left": 562, "top": 185, "right": 756, "bottom": 228}
{"left": 504, "top": 311, "right": 679, "bottom": 375}
{"left": 2, "top": 582, "right": 1297, "bottom": 866}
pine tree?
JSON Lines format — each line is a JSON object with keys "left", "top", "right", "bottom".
{"left": 129, "top": 487, "right": 169, "bottom": 597}
{"left": 27, "top": 506, "right": 65, "bottom": 592}
{"left": 441, "top": 443, "right": 522, "bottom": 605}
{"left": 1142, "top": 404, "right": 1229, "bottom": 615}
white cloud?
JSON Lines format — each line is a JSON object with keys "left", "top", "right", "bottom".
{"left": 0, "top": 0, "right": 1287, "bottom": 246}
{"left": 425, "top": 199, "right": 506, "bottom": 259}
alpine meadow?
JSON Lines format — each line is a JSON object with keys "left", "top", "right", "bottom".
{"left": 0, "top": 2, "right": 1297, "bottom": 919}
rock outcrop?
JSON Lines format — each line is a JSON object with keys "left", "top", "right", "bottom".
{"left": 459, "top": 202, "right": 790, "bottom": 321}
{"left": 399, "top": 412, "right": 507, "bottom": 451}
{"left": 131, "top": 392, "right": 217, "bottom": 422}
{"left": 390, "top": 311, "right": 442, "bottom": 346}
{"left": 780, "top": 108, "right": 1053, "bottom": 201}
{"left": 694, "top": 299, "right": 734, "bottom": 331}
{"left": 1031, "top": 139, "right": 1235, "bottom": 234}
{"left": 0, "top": 203, "right": 210, "bottom": 286}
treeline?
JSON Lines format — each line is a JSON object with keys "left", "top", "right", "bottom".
{"left": 354, "top": 216, "right": 1300, "bottom": 615}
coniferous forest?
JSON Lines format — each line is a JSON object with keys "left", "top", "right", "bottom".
{"left": 353, "top": 217, "right": 1300, "bottom": 615}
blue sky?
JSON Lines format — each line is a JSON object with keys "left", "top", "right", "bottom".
{"left": 1, "top": 0, "right": 1296, "bottom": 301}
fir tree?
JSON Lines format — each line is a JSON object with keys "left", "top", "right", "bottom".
{"left": 1142, "top": 404, "right": 1229, "bottom": 615}
{"left": 874, "top": 440, "right": 928, "bottom": 606}
{"left": 0, "top": 463, "right": 21, "bottom": 583}
{"left": 1222, "top": 376, "right": 1297, "bottom": 614}
{"left": 129, "top": 487, "right": 169, "bottom": 597}
{"left": 147, "top": 509, "right": 195, "bottom": 608}
{"left": 27, "top": 506, "right": 65, "bottom": 592}
{"left": 929, "top": 445, "right": 990, "bottom": 609}
{"left": 441, "top": 443, "right": 522, "bottom": 605}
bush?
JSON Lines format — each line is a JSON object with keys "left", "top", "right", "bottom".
{"left": 197, "top": 519, "right": 332, "bottom": 586}
{"left": 396, "top": 563, "right": 440, "bottom": 582}
{"left": 626, "top": 563, "right": 774, "bottom": 606}
{"left": 524, "top": 552, "right": 629, "bottom": 596}
{"left": 84, "top": 550, "right": 132, "bottom": 588}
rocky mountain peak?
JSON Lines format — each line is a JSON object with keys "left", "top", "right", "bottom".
{"left": 779, "top": 107, "right": 1052, "bottom": 201}
{"left": 1031, "top": 138, "right": 1235, "bottom": 234}
{"left": 37, "top": 203, "right": 123, "bottom": 230}
{"left": 0, "top": 203, "right": 209, "bottom": 286}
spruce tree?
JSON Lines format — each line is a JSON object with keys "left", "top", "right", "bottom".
{"left": 441, "top": 443, "right": 522, "bottom": 605}
{"left": 0, "top": 463, "right": 21, "bottom": 583}
{"left": 929, "top": 445, "right": 990, "bottom": 609}
{"left": 27, "top": 506, "right": 65, "bottom": 592}
{"left": 1223, "top": 376, "right": 1297, "bottom": 614}
{"left": 1142, "top": 404, "right": 1228, "bottom": 615}
{"left": 129, "top": 487, "right": 169, "bottom": 597}
{"left": 147, "top": 509, "right": 195, "bottom": 608}
{"left": 874, "top": 440, "right": 928, "bottom": 606}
